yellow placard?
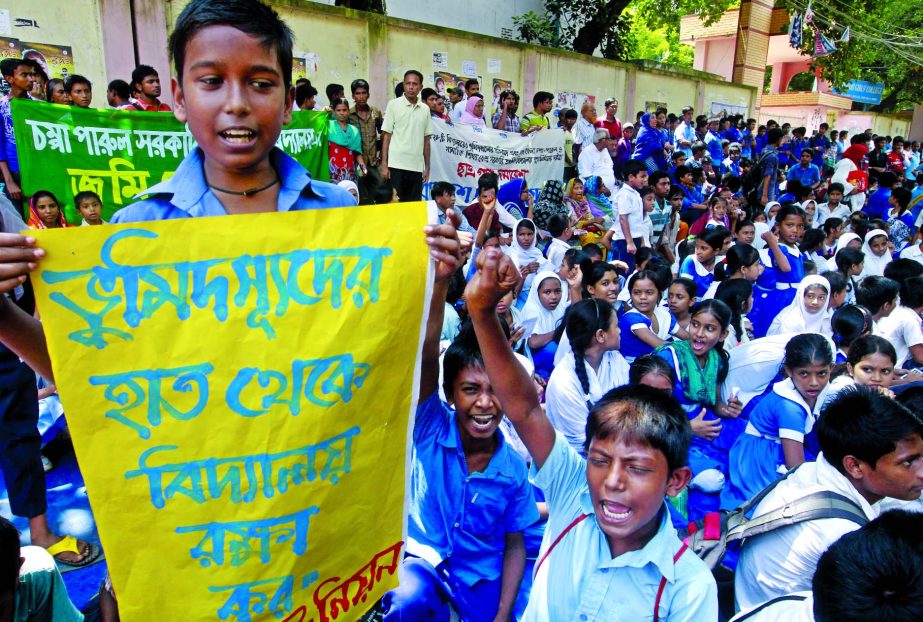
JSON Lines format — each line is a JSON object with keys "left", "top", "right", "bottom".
{"left": 30, "top": 202, "right": 433, "bottom": 621}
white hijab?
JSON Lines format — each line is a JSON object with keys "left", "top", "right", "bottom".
{"left": 860, "top": 229, "right": 891, "bottom": 277}
{"left": 522, "top": 271, "right": 567, "bottom": 334}
{"left": 768, "top": 274, "right": 831, "bottom": 336}
{"left": 507, "top": 218, "right": 545, "bottom": 267}
{"left": 765, "top": 201, "right": 781, "bottom": 230}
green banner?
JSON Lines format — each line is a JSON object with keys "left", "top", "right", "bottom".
{"left": 12, "top": 99, "right": 329, "bottom": 223}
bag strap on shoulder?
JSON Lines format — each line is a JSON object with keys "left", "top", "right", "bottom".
{"left": 727, "top": 490, "right": 868, "bottom": 544}
{"left": 653, "top": 542, "right": 689, "bottom": 622}
{"left": 533, "top": 513, "right": 589, "bottom": 577}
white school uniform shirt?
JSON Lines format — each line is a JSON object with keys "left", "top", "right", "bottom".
{"left": 609, "top": 184, "right": 644, "bottom": 240}
{"left": 545, "top": 350, "right": 630, "bottom": 453}
{"left": 734, "top": 454, "right": 880, "bottom": 612}
{"left": 815, "top": 201, "right": 850, "bottom": 226}
{"left": 546, "top": 237, "right": 571, "bottom": 273}
{"left": 729, "top": 592, "right": 814, "bottom": 622}
{"left": 525, "top": 433, "right": 719, "bottom": 622}
{"left": 899, "top": 242, "right": 923, "bottom": 267}
{"left": 876, "top": 305, "right": 923, "bottom": 367}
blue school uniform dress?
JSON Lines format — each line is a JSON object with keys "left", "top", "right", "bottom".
{"left": 111, "top": 147, "right": 356, "bottom": 222}
{"left": 679, "top": 255, "right": 715, "bottom": 298}
{"left": 618, "top": 307, "right": 678, "bottom": 362}
{"left": 385, "top": 392, "right": 539, "bottom": 622}
{"left": 720, "top": 378, "right": 826, "bottom": 510}
{"left": 749, "top": 244, "right": 804, "bottom": 338}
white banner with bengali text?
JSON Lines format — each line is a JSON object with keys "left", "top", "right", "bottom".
{"left": 425, "top": 119, "right": 565, "bottom": 205}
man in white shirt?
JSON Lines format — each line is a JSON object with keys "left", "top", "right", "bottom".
{"left": 734, "top": 386, "right": 923, "bottom": 612}
{"left": 674, "top": 106, "right": 696, "bottom": 159}
{"left": 577, "top": 129, "right": 615, "bottom": 191}
{"left": 600, "top": 159, "right": 648, "bottom": 271}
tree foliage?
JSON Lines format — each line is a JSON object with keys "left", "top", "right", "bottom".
{"left": 778, "top": 0, "right": 922, "bottom": 112}
{"left": 513, "top": 0, "right": 736, "bottom": 61}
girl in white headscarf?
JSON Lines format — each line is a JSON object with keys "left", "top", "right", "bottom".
{"left": 860, "top": 229, "right": 892, "bottom": 277}
{"left": 767, "top": 274, "right": 832, "bottom": 336}
{"left": 522, "top": 271, "right": 567, "bottom": 378}
{"left": 509, "top": 218, "right": 548, "bottom": 307}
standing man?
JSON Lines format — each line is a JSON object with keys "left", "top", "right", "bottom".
{"left": 106, "top": 79, "right": 132, "bottom": 108}
{"left": 674, "top": 106, "right": 695, "bottom": 159}
{"left": 491, "top": 90, "right": 521, "bottom": 133}
{"left": 381, "top": 70, "right": 432, "bottom": 202}
{"left": 64, "top": 75, "right": 93, "bottom": 108}
{"left": 520, "top": 91, "right": 554, "bottom": 134}
{"left": 0, "top": 58, "right": 38, "bottom": 208}
{"left": 757, "top": 127, "right": 784, "bottom": 207}
{"left": 572, "top": 102, "right": 598, "bottom": 161}
{"left": 119, "top": 65, "right": 172, "bottom": 111}
{"left": 348, "top": 78, "right": 383, "bottom": 203}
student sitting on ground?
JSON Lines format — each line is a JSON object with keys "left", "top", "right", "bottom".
{"left": 466, "top": 246, "right": 718, "bottom": 621}
{"left": 734, "top": 385, "right": 923, "bottom": 612}
{"left": 381, "top": 255, "right": 538, "bottom": 621}
{"left": 730, "top": 509, "right": 923, "bottom": 622}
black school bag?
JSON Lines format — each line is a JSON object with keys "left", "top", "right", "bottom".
{"left": 683, "top": 464, "right": 869, "bottom": 619}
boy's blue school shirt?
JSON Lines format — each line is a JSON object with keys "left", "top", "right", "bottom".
{"left": 110, "top": 147, "right": 356, "bottom": 223}
{"left": 786, "top": 163, "right": 820, "bottom": 188}
{"left": 811, "top": 135, "right": 830, "bottom": 167}
{"left": 524, "top": 432, "right": 718, "bottom": 622}
{"left": 865, "top": 187, "right": 892, "bottom": 220}
{"left": 408, "top": 392, "right": 539, "bottom": 587}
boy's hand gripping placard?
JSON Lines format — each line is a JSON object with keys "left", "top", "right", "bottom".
{"left": 29, "top": 203, "right": 432, "bottom": 621}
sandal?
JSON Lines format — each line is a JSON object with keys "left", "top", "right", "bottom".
{"left": 45, "top": 535, "right": 103, "bottom": 568}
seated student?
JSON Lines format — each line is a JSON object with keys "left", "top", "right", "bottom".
{"left": 829, "top": 304, "right": 874, "bottom": 364}
{"left": 825, "top": 335, "right": 897, "bottom": 406}
{"left": 619, "top": 270, "right": 683, "bottom": 362}
{"left": 545, "top": 214, "right": 573, "bottom": 273}
{"left": 74, "top": 191, "right": 107, "bottom": 226}
{"left": 734, "top": 385, "right": 923, "bottom": 612}
{"left": 679, "top": 227, "right": 731, "bottom": 298}
{"left": 820, "top": 217, "right": 844, "bottom": 259}
{"left": 899, "top": 229, "right": 923, "bottom": 266}
{"left": 656, "top": 300, "right": 744, "bottom": 518}
{"left": 734, "top": 219, "right": 756, "bottom": 247}
{"left": 545, "top": 299, "right": 629, "bottom": 454}
{"left": 816, "top": 182, "right": 850, "bottom": 226}
{"left": 522, "top": 272, "right": 567, "bottom": 378}
{"left": 730, "top": 509, "right": 923, "bottom": 622}
{"left": 833, "top": 246, "right": 864, "bottom": 304}
{"left": 464, "top": 248, "right": 719, "bottom": 621}
{"left": 886, "top": 187, "right": 914, "bottom": 251}
{"left": 722, "top": 334, "right": 833, "bottom": 509}
{"left": 877, "top": 271, "right": 923, "bottom": 368}
{"left": 431, "top": 181, "right": 475, "bottom": 234}
{"left": 667, "top": 277, "right": 697, "bottom": 334}
{"left": 382, "top": 270, "right": 538, "bottom": 621}
{"left": 0, "top": 517, "right": 84, "bottom": 621}
{"left": 855, "top": 275, "right": 900, "bottom": 331}
{"left": 582, "top": 242, "right": 604, "bottom": 263}
{"left": 464, "top": 173, "right": 517, "bottom": 236}
{"left": 767, "top": 274, "right": 831, "bottom": 336}
{"left": 713, "top": 278, "right": 754, "bottom": 350}
{"left": 509, "top": 218, "right": 549, "bottom": 307}
{"left": 819, "top": 270, "right": 848, "bottom": 310}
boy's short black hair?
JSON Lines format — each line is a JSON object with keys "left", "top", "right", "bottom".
{"left": 295, "top": 84, "right": 317, "bottom": 108}
{"left": 325, "top": 83, "right": 344, "bottom": 102}
{"left": 827, "top": 182, "right": 844, "bottom": 194}
{"left": 373, "top": 179, "right": 396, "bottom": 204}
{"left": 74, "top": 190, "right": 102, "bottom": 209}
{"left": 64, "top": 74, "right": 92, "bottom": 92}
{"left": 892, "top": 187, "right": 911, "bottom": 210}
{"left": 900, "top": 276, "right": 923, "bottom": 310}
{"left": 883, "top": 258, "right": 923, "bottom": 295}
{"left": 130, "top": 64, "right": 159, "bottom": 89}
{"left": 582, "top": 242, "right": 603, "bottom": 260}
{"left": 169, "top": 0, "right": 294, "bottom": 88}
{"left": 403, "top": 69, "right": 424, "bottom": 83}
{"left": 532, "top": 91, "right": 554, "bottom": 108}
{"left": 442, "top": 320, "right": 485, "bottom": 397}
{"left": 477, "top": 172, "right": 499, "bottom": 194}
{"left": 420, "top": 87, "right": 437, "bottom": 101}
{"left": 668, "top": 186, "right": 686, "bottom": 199}
{"left": 0, "top": 58, "right": 27, "bottom": 80}
{"left": 801, "top": 147, "right": 814, "bottom": 157}
{"left": 624, "top": 159, "right": 646, "bottom": 179}
{"left": 464, "top": 78, "right": 479, "bottom": 90}
{"left": 855, "top": 276, "right": 900, "bottom": 315}
{"left": 107, "top": 79, "right": 132, "bottom": 100}
{"left": 586, "top": 384, "right": 691, "bottom": 472}
{"left": 674, "top": 165, "right": 691, "bottom": 180}
{"left": 817, "top": 385, "right": 923, "bottom": 476}
{"left": 562, "top": 108, "right": 578, "bottom": 120}
{"left": 813, "top": 509, "right": 923, "bottom": 622}
{"left": 548, "top": 213, "right": 569, "bottom": 238}
{"left": 767, "top": 127, "right": 784, "bottom": 144}
{"left": 430, "top": 181, "right": 455, "bottom": 200}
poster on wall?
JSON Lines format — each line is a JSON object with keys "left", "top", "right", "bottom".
{"left": 432, "top": 51, "right": 448, "bottom": 68}
{"left": 21, "top": 42, "right": 75, "bottom": 80}
{"left": 292, "top": 57, "right": 308, "bottom": 82}
{"left": 490, "top": 78, "right": 512, "bottom": 115}
{"left": 433, "top": 71, "right": 463, "bottom": 97}
{"left": 461, "top": 60, "right": 477, "bottom": 77}
{"left": 555, "top": 92, "right": 595, "bottom": 114}
{"left": 709, "top": 101, "right": 748, "bottom": 117}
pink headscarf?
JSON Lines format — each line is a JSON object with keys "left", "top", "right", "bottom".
{"left": 459, "top": 97, "right": 486, "bottom": 127}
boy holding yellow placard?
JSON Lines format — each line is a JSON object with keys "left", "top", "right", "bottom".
{"left": 0, "top": 0, "right": 459, "bottom": 580}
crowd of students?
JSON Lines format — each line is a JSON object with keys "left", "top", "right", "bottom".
{"left": 0, "top": 0, "right": 922, "bottom": 620}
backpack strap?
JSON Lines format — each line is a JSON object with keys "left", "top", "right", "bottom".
{"left": 727, "top": 490, "right": 868, "bottom": 544}
{"left": 653, "top": 542, "right": 689, "bottom": 622}
{"left": 533, "top": 513, "right": 589, "bottom": 577}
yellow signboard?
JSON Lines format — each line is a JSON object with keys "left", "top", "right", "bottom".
{"left": 30, "top": 202, "right": 433, "bottom": 621}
